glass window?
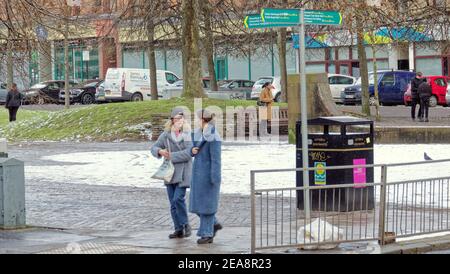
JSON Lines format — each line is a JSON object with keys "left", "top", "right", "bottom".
{"left": 328, "top": 63, "right": 336, "bottom": 74}
{"left": 435, "top": 78, "right": 446, "bottom": 87}
{"left": 416, "top": 58, "right": 443, "bottom": 76}
{"left": 328, "top": 76, "right": 337, "bottom": 85}
{"left": 243, "top": 81, "right": 254, "bottom": 87}
{"left": 48, "top": 83, "right": 59, "bottom": 89}
{"left": 165, "top": 73, "right": 178, "bottom": 84}
{"left": 338, "top": 47, "right": 350, "bottom": 60}
{"left": 337, "top": 76, "right": 354, "bottom": 85}
{"left": 306, "top": 63, "right": 326, "bottom": 73}
{"left": 255, "top": 78, "right": 273, "bottom": 85}
{"left": 381, "top": 73, "right": 395, "bottom": 86}
{"left": 415, "top": 43, "right": 441, "bottom": 56}
{"left": 306, "top": 49, "right": 325, "bottom": 62}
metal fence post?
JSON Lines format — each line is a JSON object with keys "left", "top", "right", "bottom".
{"left": 378, "top": 165, "right": 388, "bottom": 245}
{"left": 251, "top": 171, "right": 256, "bottom": 254}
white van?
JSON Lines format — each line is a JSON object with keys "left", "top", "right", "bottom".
{"left": 102, "top": 68, "right": 180, "bottom": 102}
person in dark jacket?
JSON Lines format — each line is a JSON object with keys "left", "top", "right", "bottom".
{"left": 410, "top": 72, "right": 425, "bottom": 121}
{"left": 190, "top": 109, "right": 223, "bottom": 244}
{"left": 5, "top": 83, "right": 24, "bottom": 122}
{"left": 418, "top": 79, "right": 432, "bottom": 122}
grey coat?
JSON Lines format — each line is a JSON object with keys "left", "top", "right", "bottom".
{"left": 151, "top": 131, "right": 193, "bottom": 188}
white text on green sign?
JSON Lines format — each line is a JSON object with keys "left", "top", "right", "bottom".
{"left": 244, "top": 14, "right": 297, "bottom": 29}
{"left": 261, "top": 9, "right": 342, "bottom": 26}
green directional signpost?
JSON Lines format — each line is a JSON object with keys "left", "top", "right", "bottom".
{"left": 244, "top": 14, "right": 297, "bottom": 29}
{"left": 246, "top": 9, "right": 342, "bottom": 236}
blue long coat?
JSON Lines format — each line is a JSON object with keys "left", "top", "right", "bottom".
{"left": 189, "top": 125, "right": 222, "bottom": 215}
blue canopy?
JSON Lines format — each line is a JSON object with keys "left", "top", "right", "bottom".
{"left": 292, "top": 34, "right": 329, "bottom": 49}
{"left": 376, "top": 27, "right": 431, "bottom": 42}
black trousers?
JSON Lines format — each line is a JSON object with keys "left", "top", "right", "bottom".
{"left": 419, "top": 97, "right": 429, "bottom": 119}
{"left": 411, "top": 97, "right": 422, "bottom": 119}
{"left": 8, "top": 106, "right": 19, "bottom": 122}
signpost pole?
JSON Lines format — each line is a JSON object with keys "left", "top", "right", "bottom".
{"left": 298, "top": 8, "right": 311, "bottom": 220}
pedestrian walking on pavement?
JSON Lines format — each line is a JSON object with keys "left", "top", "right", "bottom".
{"left": 410, "top": 72, "right": 425, "bottom": 121}
{"left": 151, "top": 108, "right": 193, "bottom": 239}
{"left": 5, "top": 83, "right": 24, "bottom": 122}
{"left": 418, "top": 79, "right": 432, "bottom": 122}
{"left": 190, "top": 109, "right": 223, "bottom": 244}
{"left": 258, "top": 82, "right": 274, "bottom": 135}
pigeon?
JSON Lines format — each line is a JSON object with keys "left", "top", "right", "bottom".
{"left": 424, "top": 152, "right": 432, "bottom": 161}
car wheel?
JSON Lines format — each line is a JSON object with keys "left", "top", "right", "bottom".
{"left": 369, "top": 96, "right": 377, "bottom": 106}
{"left": 429, "top": 96, "right": 438, "bottom": 107}
{"left": 82, "top": 93, "right": 95, "bottom": 105}
{"left": 131, "top": 93, "right": 143, "bottom": 102}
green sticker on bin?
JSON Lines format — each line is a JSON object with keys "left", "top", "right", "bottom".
{"left": 314, "top": 162, "right": 326, "bottom": 185}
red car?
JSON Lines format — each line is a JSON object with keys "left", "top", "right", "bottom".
{"left": 404, "top": 76, "right": 449, "bottom": 107}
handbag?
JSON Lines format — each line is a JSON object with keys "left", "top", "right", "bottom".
{"left": 257, "top": 99, "right": 267, "bottom": 107}
{"left": 151, "top": 139, "right": 175, "bottom": 183}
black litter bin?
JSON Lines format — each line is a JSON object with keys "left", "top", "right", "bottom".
{"left": 296, "top": 116, "right": 375, "bottom": 212}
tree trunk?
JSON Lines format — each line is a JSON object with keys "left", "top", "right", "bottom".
{"left": 181, "top": 0, "right": 205, "bottom": 98}
{"left": 356, "top": 16, "right": 370, "bottom": 117}
{"left": 277, "top": 28, "right": 288, "bottom": 102}
{"left": 6, "top": 32, "right": 13, "bottom": 90}
{"left": 147, "top": 20, "right": 158, "bottom": 100}
{"left": 201, "top": 0, "right": 218, "bottom": 91}
{"left": 64, "top": 15, "right": 70, "bottom": 109}
{"left": 371, "top": 42, "right": 380, "bottom": 121}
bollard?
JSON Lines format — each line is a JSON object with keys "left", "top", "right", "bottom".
{"left": 0, "top": 141, "right": 26, "bottom": 229}
{"left": 0, "top": 138, "right": 7, "bottom": 158}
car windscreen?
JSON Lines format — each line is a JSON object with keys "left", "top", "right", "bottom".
{"left": 81, "top": 81, "right": 99, "bottom": 88}
{"left": 356, "top": 73, "right": 381, "bottom": 86}
{"left": 31, "top": 83, "right": 47, "bottom": 89}
{"left": 255, "top": 78, "right": 273, "bottom": 86}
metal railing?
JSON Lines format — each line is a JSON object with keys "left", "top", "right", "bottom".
{"left": 250, "top": 159, "right": 450, "bottom": 253}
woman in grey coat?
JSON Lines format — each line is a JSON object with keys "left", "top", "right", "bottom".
{"left": 151, "top": 108, "right": 193, "bottom": 239}
{"left": 190, "top": 109, "right": 222, "bottom": 244}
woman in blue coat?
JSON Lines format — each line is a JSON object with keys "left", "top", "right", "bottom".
{"left": 190, "top": 109, "right": 223, "bottom": 244}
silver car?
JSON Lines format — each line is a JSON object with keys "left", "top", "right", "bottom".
{"left": 0, "top": 82, "right": 7, "bottom": 104}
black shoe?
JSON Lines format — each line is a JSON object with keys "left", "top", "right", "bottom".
{"left": 213, "top": 223, "right": 223, "bottom": 237}
{"left": 183, "top": 224, "right": 192, "bottom": 238}
{"left": 197, "top": 237, "right": 214, "bottom": 244}
{"left": 169, "top": 230, "right": 183, "bottom": 239}
{"left": 425, "top": 118, "right": 429, "bottom": 122}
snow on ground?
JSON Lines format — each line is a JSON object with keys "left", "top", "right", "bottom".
{"left": 24, "top": 143, "right": 450, "bottom": 199}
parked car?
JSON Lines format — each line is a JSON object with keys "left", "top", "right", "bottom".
{"left": 219, "top": 79, "right": 255, "bottom": 99}
{"left": 342, "top": 70, "right": 415, "bottom": 106}
{"left": 404, "top": 76, "right": 449, "bottom": 107}
{"left": 328, "top": 74, "right": 357, "bottom": 103}
{"left": 167, "top": 78, "right": 212, "bottom": 90}
{"left": 95, "top": 81, "right": 106, "bottom": 103}
{"left": 23, "top": 80, "right": 78, "bottom": 104}
{"left": 102, "top": 68, "right": 180, "bottom": 102}
{"left": 250, "top": 76, "right": 282, "bottom": 102}
{"left": 446, "top": 82, "right": 450, "bottom": 106}
{"left": 0, "top": 82, "right": 7, "bottom": 104}
{"left": 59, "top": 79, "right": 104, "bottom": 105}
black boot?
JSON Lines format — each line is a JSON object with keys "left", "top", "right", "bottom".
{"left": 169, "top": 230, "right": 183, "bottom": 239}
{"left": 213, "top": 223, "right": 223, "bottom": 237}
{"left": 183, "top": 224, "right": 192, "bottom": 238}
{"left": 197, "top": 237, "right": 214, "bottom": 244}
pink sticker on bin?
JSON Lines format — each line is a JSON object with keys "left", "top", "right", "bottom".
{"left": 353, "top": 158, "right": 366, "bottom": 188}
